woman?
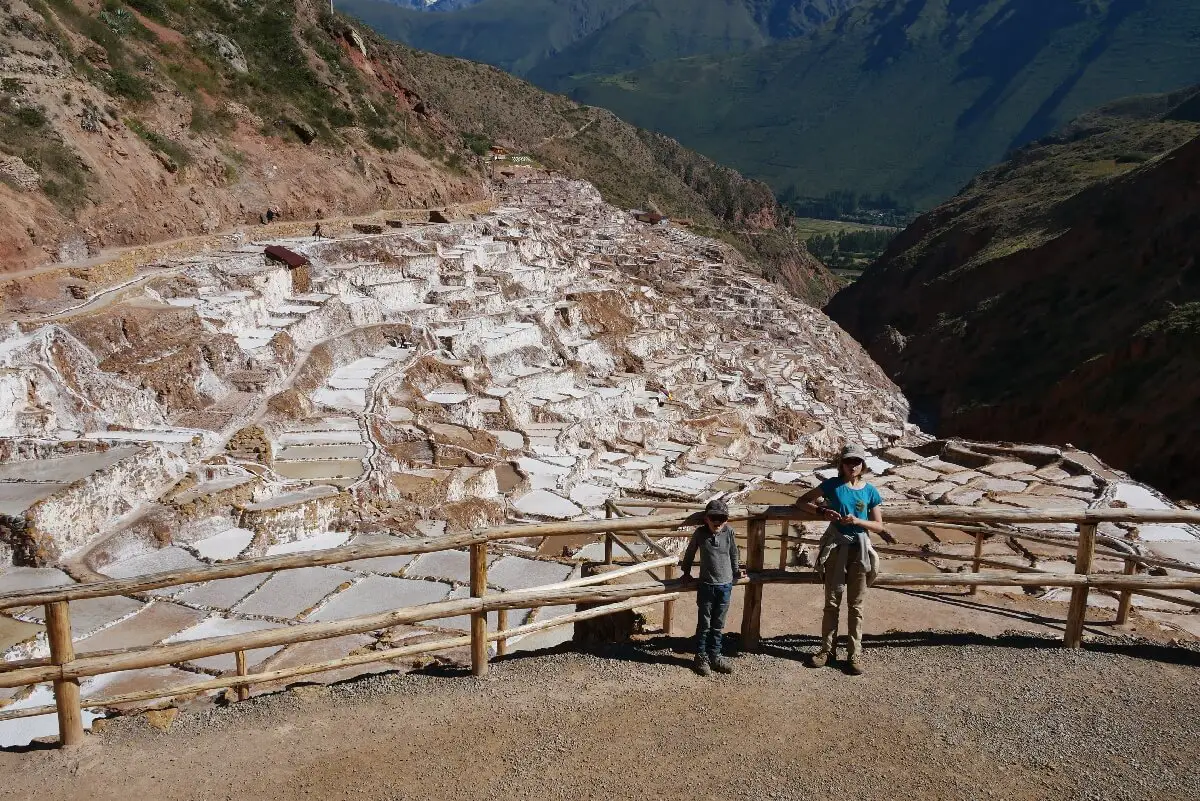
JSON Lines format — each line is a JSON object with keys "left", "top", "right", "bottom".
{"left": 795, "top": 443, "right": 885, "bottom": 675}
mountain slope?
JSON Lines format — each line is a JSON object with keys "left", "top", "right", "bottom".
{"left": 525, "top": 0, "right": 861, "bottom": 89}
{"left": 338, "top": 0, "right": 642, "bottom": 76}
{"left": 1, "top": 0, "right": 833, "bottom": 303}
{"left": 343, "top": 0, "right": 859, "bottom": 83}
{"left": 825, "top": 87, "right": 1200, "bottom": 499}
{"left": 0, "top": 0, "right": 486, "bottom": 275}
{"left": 565, "top": 0, "right": 1200, "bottom": 208}
{"left": 387, "top": 46, "right": 839, "bottom": 301}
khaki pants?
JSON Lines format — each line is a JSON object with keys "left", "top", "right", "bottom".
{"left": 820, "top": 550, "right": 868, "bottom": 659}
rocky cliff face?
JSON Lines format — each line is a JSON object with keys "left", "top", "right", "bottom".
{"left": 0, "top": 0, "right": 490, "bottom": 275}
{"left": 827, "top": 91, "right": 1200, "bottom": 500}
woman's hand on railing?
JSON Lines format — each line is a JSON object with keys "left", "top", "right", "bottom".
{"left": 796, "top": 500, "right": 840, "bottom": 522}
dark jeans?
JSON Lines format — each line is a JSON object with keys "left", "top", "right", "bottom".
{"left": 695, "top": 582, "right": 733, "bottom": 657}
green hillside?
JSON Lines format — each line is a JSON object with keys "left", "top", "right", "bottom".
{"left": 825, "top": 86, "right": 1200, "bottom": 497}
{"left": 565, "top": 0, "right": 1200, "bottom": 208}
{"left": 343, "top": 0, "right": 858, "bottom": 83}
{"left": 340, "top": 0, "right": 641, "bottom": 75}
{"left": 526, "top": 0, "right": 770, "bottom": 89}
{"left": 389, "top": 47, "right": 841, "bottom": 302}
{"left": 525, "top": 0, "right": 859, "bottom": 89}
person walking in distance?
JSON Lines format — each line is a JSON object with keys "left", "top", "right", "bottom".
{"left": 794, "top": 444, "right": 884, "bottom": 675}
{"left": 680, "top": 499, "right": 746, "bottom": 676}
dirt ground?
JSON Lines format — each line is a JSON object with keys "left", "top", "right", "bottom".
{"left": 0, "top": 585, "right": 1196, "bottom": 801}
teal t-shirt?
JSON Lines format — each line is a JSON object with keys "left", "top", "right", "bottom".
{"left": 820, "top": 477, "right": 883, "bottom": 535}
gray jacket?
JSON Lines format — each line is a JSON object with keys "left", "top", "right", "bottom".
{"left": 681, "top": 524, "right": 741, "bottom": 585}
{"left": 816, "top": 523, "right": 879, "bottom": 587}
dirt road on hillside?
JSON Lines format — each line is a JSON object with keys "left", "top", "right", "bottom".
{"left": 1, "top": 631, "right": 1196, "bottom": 801}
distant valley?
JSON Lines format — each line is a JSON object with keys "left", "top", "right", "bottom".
{"left": 348, "top": 0, "right": 1200, "bottom": 211}
{"left": 826, "top": 85, "right": 1200, "bottom": 499}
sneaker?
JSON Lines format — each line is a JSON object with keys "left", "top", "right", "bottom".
{"left": 692, "top": 655, "right": 712, "bottom": 677}
{"left": 710, "top": 656, "right": 734, "bottom": 674}
{"left": 845, "top": 658, "right": 864, "bottom": 676}
{"left": 807, "top": 650, "right": 830, "bottom": 669}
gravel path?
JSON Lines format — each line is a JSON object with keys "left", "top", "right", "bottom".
{"left": 0, "top": 634, "right": 1196, "bottom": 801}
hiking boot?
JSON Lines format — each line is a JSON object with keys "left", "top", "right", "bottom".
{"left": 710, "top": 656, "right": 734, "bottom": 674}
{"left": 692, "top": 655, "right": 712, "bottom": 677}
{"left": 807, "top": 650, "right": 830, "bottom": 669}
{"left": 845, "top": 658, "right": 864, "bottom": 676}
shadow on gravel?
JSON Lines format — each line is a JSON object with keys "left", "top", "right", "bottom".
{"left": 0, "top": 740, "right": 62, "bottom": 755}
{"left": 760, "top": 630, "right": 1200, "bottom": 668}
{"left": 485, "top": 630, "right": 1199, "bottom": 673}
{"left": 884, "top": 588, "right": 1065, "bottom": 628}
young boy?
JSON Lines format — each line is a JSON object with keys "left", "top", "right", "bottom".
{"left": 680, "top": 499, "right": 746, "bottom": 676}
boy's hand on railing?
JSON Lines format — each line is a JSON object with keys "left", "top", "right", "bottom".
{"left": 737, "top": 569, "right": 748, "bottom": 580}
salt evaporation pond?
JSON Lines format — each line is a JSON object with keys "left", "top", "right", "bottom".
{"left": 0, "top": 686, "right": 102, "bottom": 747}
{"left": 1115, "top": 482, "right": 1200, "bottom": 542}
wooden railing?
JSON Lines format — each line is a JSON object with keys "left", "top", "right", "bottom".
{"left": 1, "top": 504, "right": 1198, "bottom": 747}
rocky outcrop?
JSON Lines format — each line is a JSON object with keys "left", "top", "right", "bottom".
{"left": 827, "top": 101, "right": 1200, "bottom": 500}
{"left": 0, "top": 156, "right": 39, "bottom": 191}
{"left": 193, "top": 31, "right": 249, "bottom": 74}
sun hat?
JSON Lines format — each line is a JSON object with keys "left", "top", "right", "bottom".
{"left": 839, "top": 443, "right": 870, "bottom": 463}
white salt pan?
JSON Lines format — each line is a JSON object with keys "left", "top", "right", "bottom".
{"left": 569, "top": 483, "right": 611, "bottom": 508}
{"left": 406, "top": 550, "right": 476, "bottom": 583}
{"left": 306, "top": 576, "right": 451, "bottom": 622}
{"left": 233, "top": 567, "right": 354, "bottom": 618}
{"left": 277, "top": 430, "right": 364, "bottom": 446}
{"left": 164, "top": 617, "right": 285, "bottom": 671}
{"left": 0, "top": 685, "right": 102, "bottom": 747}
{"left": 193, "top": 528, "right": 255, "bottom": 561}
{"left": 487, "top": 557, "right": 575, "bottom": 591}
{"left": 514, "top": 490, "right": 582, "bottom": 519}
{"left": 266, "top": 531, "right": 352, "bottom": 555}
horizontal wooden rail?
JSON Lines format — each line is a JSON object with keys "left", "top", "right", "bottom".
{"left": 5, "top": 506, "right": 1196, "bottom": 612}
{"left": 901, "top": 520, "right": 1200, "bottom": 578}
{"left": 0, "top": 591, "right": 685, "bottom": 724}
{"left": 786, "top": 535, "right": 1040, "bottom": 574}
{"left": 1129, "top": 588, "right": 1200, "bottom": 610}
{"left": 3, "top": 569, "right": 1197, "bottom": 689}
{"left": 6, "top": 502, "right": 1199, "bottom": 750}
{"left": 613, "top": 500, "right": 1200, "bottom": 526}
{"left": 0, "top": 513, "right": 695, "bottom": 610}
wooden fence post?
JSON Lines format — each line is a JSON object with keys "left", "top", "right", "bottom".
{"left": 604, "top": 504, "right": 614, "bottom": 565}
{"left": 470, "top": 542, "right": 488, "bottom": 676}
{"left": 1115, "top": 558, "right": 1138, "bottom": 625}
{"left": 1063, "top": 523, "right": 1097, "bottom": 648}
{"left": 235, "top": 650, "right": 250, "bottom": 701}
{"left": 496, "top": 609, "right": 509, "bottom": 657}
{"left": 662, "top": 565, "right": 677, "bottom": 635}
{"left": 778, "top": 521, "right": 790, "bottom": 570}
{"left": 45, "top": 601, "right": 84, "bottom": 747}
{"left": 740, "top": 517, "right": 766, "bottom": 651}
{"left": 969, "top": 531, "right": 984, "bottom": 596}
